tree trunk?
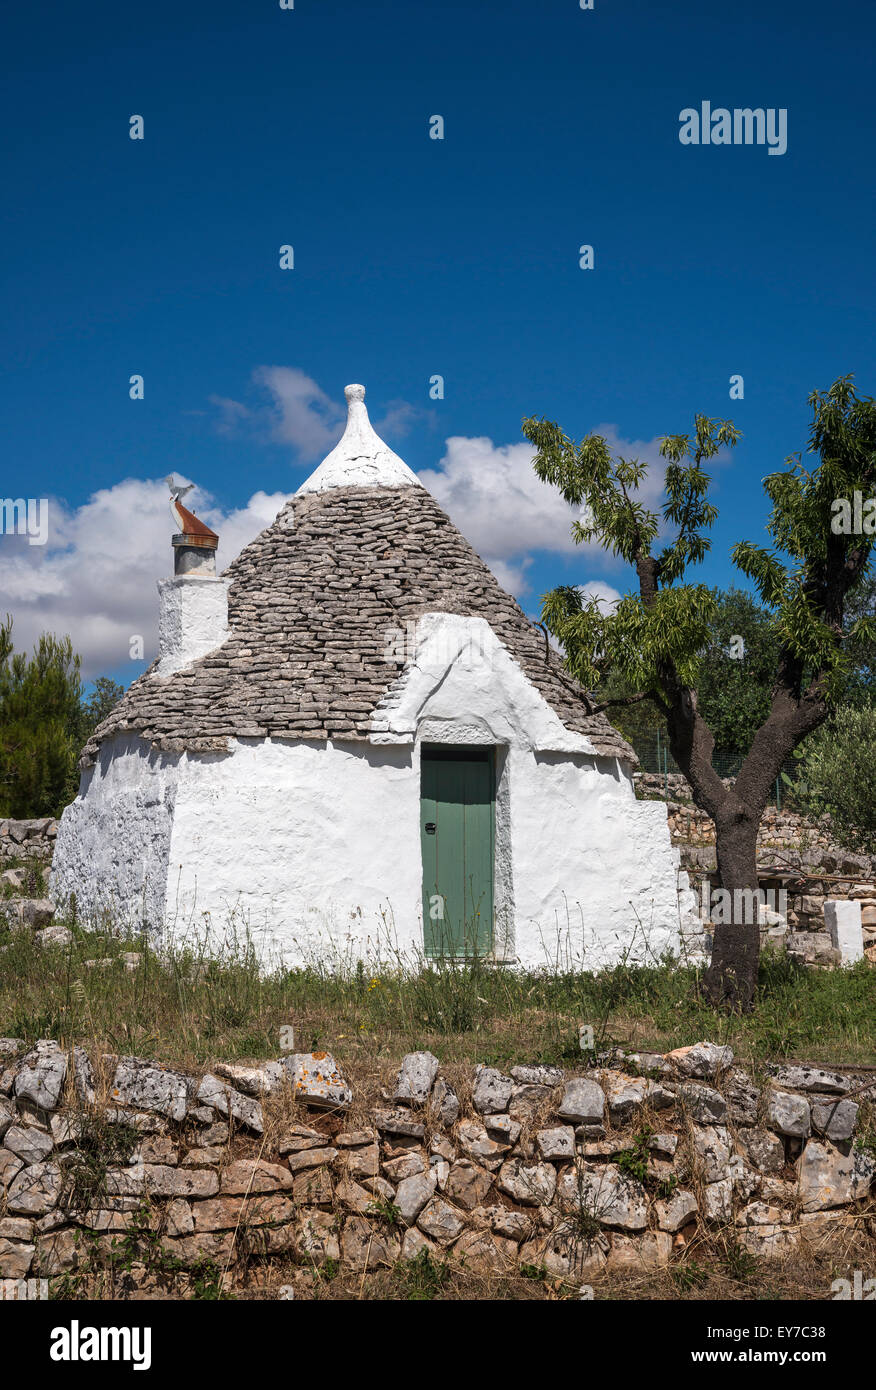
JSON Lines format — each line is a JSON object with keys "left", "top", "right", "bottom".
{"left": 631, "top": 551, "right": 830, "bottom": 1013}
{"left": 658, "top": 681, "right": 775, "bottom": 1013}
{"left": 702, "top": 806, "right": 762, "bottom": 1012}
{"left": 663, "top": 672, "right": 828, "bottom": 1012}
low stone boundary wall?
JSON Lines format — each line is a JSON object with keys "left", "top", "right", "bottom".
{"left": 636, "top": 773, "right": 873, "bottom": 867}
{"left": 1, "top": 1039, "right": 873, "bottom": 1290}
{"left": 0, "top": 820, "right": 57, "bottom": 862}
{"left": 636, "top": 774, "right": 876, "bottom": 964}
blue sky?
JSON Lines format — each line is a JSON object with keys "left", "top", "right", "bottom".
{"left": 1, "top": 0, "right": 874, "bottom": 683}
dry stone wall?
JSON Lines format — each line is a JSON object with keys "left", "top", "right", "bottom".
{"left": 0, "top": 819, "right": 57, "bottom": 863}
{"left": 1, "top": 1039, "right": 873, "bottom": 1289}
{"left": 636, "top": 774, "right": 876, "bottom": 966}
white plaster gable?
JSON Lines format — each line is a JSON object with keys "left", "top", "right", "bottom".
{"left": 296, "top": 384, "right": 423, "bottom": 494}
{"left": 371, "top": 612, "right": 601, "bottom": 755}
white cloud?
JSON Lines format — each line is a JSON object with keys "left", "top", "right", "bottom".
{"left": 373, "top": 399, "right": 422, "bottom": 440}
{"left": 252, "top": 366, "right": 344, "bottom": 458}
{"left": 208, "top": 395, "right": 251, "bottom": 434}
{"left": 0, "top": 400, "right": 666, "bottom": 685}
{"left": 578, "top": 580, "right": 624, "bottom": 613}
{"left": 0, "top": 481, "right": 293, "bottom": 679}
{"left": 207, "top": 367, "right": 343, "bottom": 461}
{"left": 419, "top": 437, "right": 588, "bottom": 561}
{"left": 482, "top": 555, "right": 534, "bottom": 596}
{"left": 417, "top": 427, "right": 668, "bottom": 607}
{"left": 419, "top": 427, "right": 667, "bottom": 563}
{"left": 209, "top": 369, "right": 421, "bottom": 464}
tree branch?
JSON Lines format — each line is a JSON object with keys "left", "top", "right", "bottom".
{"left": 591, "top": 691, "right": 655, "bottom": 715}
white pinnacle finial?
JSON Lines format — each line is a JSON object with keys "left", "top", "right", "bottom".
{"left": 296, "top": 381, "right": 423, "bottom": 494}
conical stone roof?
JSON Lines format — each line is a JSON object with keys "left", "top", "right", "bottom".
{"left": 81, "top": 387, "right": 634, "bottom": 767}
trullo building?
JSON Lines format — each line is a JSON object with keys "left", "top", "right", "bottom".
{"left": 52, "top": 384, "right": 689, "bottom": 969}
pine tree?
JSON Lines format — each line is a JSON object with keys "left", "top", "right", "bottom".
{"left": 0, "top": 617, "right": 84, "bottom": 818}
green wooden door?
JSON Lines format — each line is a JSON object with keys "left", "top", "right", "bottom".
{"left": 421, "top": 748, "right": 494, "bottom": 958}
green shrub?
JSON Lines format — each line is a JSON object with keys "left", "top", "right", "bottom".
{"left": 790, "top": 703, "right": 876, "bottom": 853}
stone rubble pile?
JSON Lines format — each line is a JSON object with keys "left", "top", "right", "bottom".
{"left": 636, "top": 771, "right": 874, "bottom": 864}
{"left": 0, "top": 895, "right": 69, "bottom": 949}
{"left": 0, "top": 819, "right": 57, "bottom": 862}
{"left": 0, "top": 819, "right": 67, "bottom": 949}
{"left": 1, "top": 1038, "right": 873, "bottom": 1285}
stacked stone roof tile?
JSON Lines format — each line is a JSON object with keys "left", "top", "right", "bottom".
{"left": 82, "top": 484, "right": 635, "bottom": 768}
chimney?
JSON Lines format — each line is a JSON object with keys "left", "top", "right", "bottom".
{"left": 171, "top": 496, "right": 219, "bottom": 576}
{"left": 157, "top": 484, "right": 230, "bottom": 676}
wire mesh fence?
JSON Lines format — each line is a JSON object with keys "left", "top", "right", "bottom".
{"left": 633, "top": 733, "right": 800, "bottom": 808}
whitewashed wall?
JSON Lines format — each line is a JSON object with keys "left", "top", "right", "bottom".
{"left": 157, "top": 576, "right": 230, "bottom": 676}
{"left": 164, "top": 738, "right": 423, "bottom": 967}
{"left": 52, "top": 614, "right": 683, "bottom": 971}
{"left": 164, "top": 737, "right": 680, "bottom": 971}
{"left": 374, "top": 613, "right": 682, "bottom": 969}
{"left": 505, "top": 750, "right": 682, "bottom": 970}
{"left": 50, "top": 734, "right": 178, "bottom": 932}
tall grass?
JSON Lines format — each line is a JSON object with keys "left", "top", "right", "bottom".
{"left": 1, "top": 913, "right": 874, "bottom": 1074}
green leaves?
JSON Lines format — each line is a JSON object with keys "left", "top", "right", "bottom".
{"left": 0, "top": 616, "right": 125, "bottom": 818}
{"left": 522, "top": 416, "right": 661, "bottom": 567}
{"left": 539, "top": 583, "right": 717, "bottom": 697}
{"left": 524, "top": 410, "right": 739, "bottom": 592}
{"left": 731, "top": 378, "right": 876, "bottom": 691}
{"left": 78, "top": 676, "right": 124, "bottom": 745}
{"left": 0, "top": 619, "right": 84, "bottom": 818}
{"left": 526, "top": 383, "right": 874, "bottom": 1012}
{"left": 763, "top": 378, "right": 876, "bottom": 575}
{"left": 790, "top": 703, "right": 876, "bottom": 854}
{"left": 731, "top": 541, "right": 789, "bottom": 607}
{"left": 527, "top": 381, "right": 876, "bottom": 723}
{"left": 525, "top": 407, "right": 738, "bottom": 704}
{"left": 657, "top": 417, "right": 735, "bottom": 586}
{"left": 659, "top": 414, "right": 742, "bottom": 468}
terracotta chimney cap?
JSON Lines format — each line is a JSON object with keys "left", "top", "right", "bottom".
{"left": 173, "top": 497, "right": 218, "bottom": 542}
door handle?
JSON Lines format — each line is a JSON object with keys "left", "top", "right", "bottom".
{"left": 425, "top": 823, "right": 436, "bottom": 834}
